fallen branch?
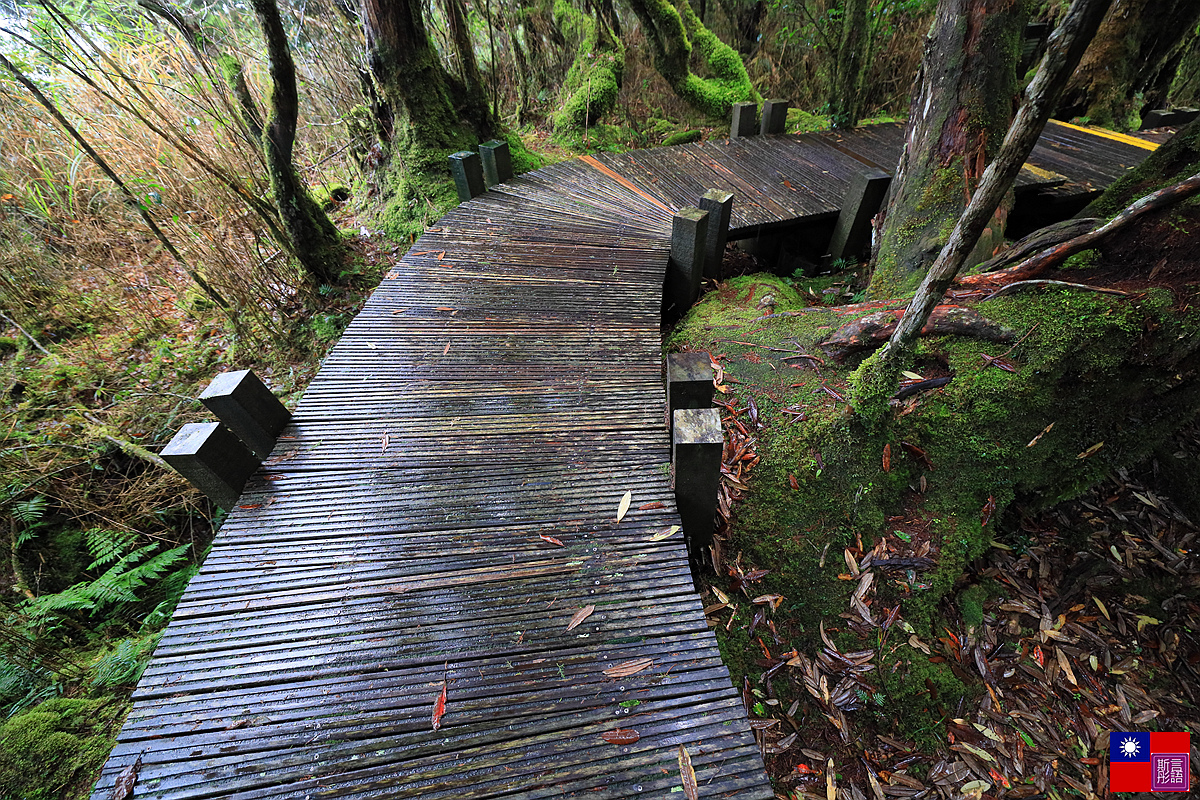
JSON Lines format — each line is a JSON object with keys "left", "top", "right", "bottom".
{"left": 894, "top": 376, "right": 953, "bottom": 399}
{"left": 960, "top": 169, "right": 1200, "bottom": 287}
{"left": 821, "top": 305, "right": 1017, "bottom": 358}
{"left": 980, "top": 279, "right": 1131, "bottom": 301}
{"left": 974, "top": 218, "right": 1099, "bottom": 273}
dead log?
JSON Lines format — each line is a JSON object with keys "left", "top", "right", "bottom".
{"left": 960, "top": 169, "right": 1200, "bottom": 287}
{"left": 974, "top": 217, "right": 1099, "bottom": 273}
{"left": 820, "top": 305, "right": 1017, "bottom": 357}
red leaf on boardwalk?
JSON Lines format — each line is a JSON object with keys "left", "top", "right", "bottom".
{"left": 110, "top": 754, "right": 141, "bottom": 800}
{"left": 432, "top": 680, "right": 447, "bottom": 730}
{"left": 601, "top": 728, "right": 640, "bottom": 745}
{"left": 539, "top": 534, "right": 565, "bottom": 547}
{"left": 567, "top": 604, "right": 595, "bottom": 631}
{"left": 638, "top": 502, "right": 665, "bottom": 510}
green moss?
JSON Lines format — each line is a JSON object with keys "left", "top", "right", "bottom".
{"left": 661, "top": 129, "right": 702, "bottom": 146}
{"left": 552, "top": 0, "right": 625, "bottom": 132}
{"left": 0, "top": 698, "right": 123, "bottom": 800}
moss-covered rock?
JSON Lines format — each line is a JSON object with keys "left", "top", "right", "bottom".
{"left": 0, "top": 697, "right": 123, "bottom": 800}
{"left": 661, "top": 128, "right": 702, "bottom": 146}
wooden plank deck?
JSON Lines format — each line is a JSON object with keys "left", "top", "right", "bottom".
{"left": 93, "top": 120, "right": 1159, "bottom": 800}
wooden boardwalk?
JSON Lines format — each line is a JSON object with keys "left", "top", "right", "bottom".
{"left": 92, "top": 122, "right": 1157, "bottom": 799}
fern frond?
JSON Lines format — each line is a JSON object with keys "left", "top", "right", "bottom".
{"left": 22, "top": 585, "right": 97, "bottom": 622}
{"left": 88, "top": 544, "right": 159, "bottom": 605}
{"left": 85, "top": 527, "right": 139, "bottom": 570}
{"left": 11, "top": 495, "right": 47, "bottom": 525}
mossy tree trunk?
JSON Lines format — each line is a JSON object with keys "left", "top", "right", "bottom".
{"left": 553, "top": 0, "right": 625, "bottom": 131}
{"left": 363, "top": 0, "right": 499, "bottom": 234}
{"left": 829, "top": 0, "right": 871, "bottom": 129}
{"left": 867, "top": 0, "right": 1030, "bottom": 299}
{"left": 250, "top": 0, "right": 347, "bottom": 285}
{"left": 620, "top": 0, "right": 758, "bottom": 117}
{"left": 1057, "top": 0, "right": 1200, "bottom": 130}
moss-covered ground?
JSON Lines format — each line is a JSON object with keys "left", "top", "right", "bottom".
{"left": 667, "top": 256, "right": 1200, "bottom": 791}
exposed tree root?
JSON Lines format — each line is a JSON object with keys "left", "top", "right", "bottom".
{"left": 980, "top": 279, "right": 1131, "bottom": 301}
{"left": 820, "top": 304, "right": 1017, "bottom": 358}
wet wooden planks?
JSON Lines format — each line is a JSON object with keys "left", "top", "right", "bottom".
{"left": 585, "top": 121, "right": 1157, "bottom": 238}
{"left": 93, "top": 160, "right": 773, "bottom": 799}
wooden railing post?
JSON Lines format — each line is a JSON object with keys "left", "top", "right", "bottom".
{"left": 162, "top": 422, "right": 259, "bottom": 509}
{"left": 479, "top": 140, "right": 512, "bottom": 187}
{"left": 827, "top": 168, "right": 891, "bottom": 263}
{"left": 200, "top": 369, "right": 291, "bottom": 460}
{"left": 731, "top": 102, "right": 758, "bottom": 138}
{"left": 698, "top": 190, "right": 733, "bottom": 279}
{"left": 665, "top": 207, "right": 709, "bottom": 316}
{"left": 449, "top": 151, "right": 485, "bottom": 201}
{"left": 665, "top": 352, "right": 714, "bottom": 436}
{"left": 760, "top": 99, "right": 789, "bottom": 135}
{"left": 672, "top": 408, "right": 722, "bottom": 575}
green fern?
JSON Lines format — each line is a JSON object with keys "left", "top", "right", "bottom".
{"left": 91, "top": 636, "right": 159, "bottom": 688}
{"left": 11, "top": 496, "right": 46, "bottom": 526}
{"left": 84, "top": 528, "right": 139, "bottom": 570}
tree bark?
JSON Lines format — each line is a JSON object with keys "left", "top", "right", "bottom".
{"left": 363, "top": 0, "right": 498, "bottom": 233}
{"left": 867, "top": 0, "right": 1030, "bottom": 299}
{"left": 1057, "top": 0, "right": 1200, "bottom": 130}
{"left": 830, "top": 0, "right": 870, "bottom": 129}
{"left": 553, "top": 0, "right": 624, "bottom": 131}
{"left": 251, "top": 0, "right": 347, "bottom": 285}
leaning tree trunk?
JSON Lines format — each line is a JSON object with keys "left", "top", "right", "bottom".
{"left": 553, "top": 0, "right": 625, "bottom": 132}
{"left": 250, "top": 0, "right": 347, "bottom": 285}
{"left": 363, "top": 0, "right": 498, "bottom": 234}
{"left": 620, "top": 0, "right": 758, "bottom": 118}
{"left": 867, "top": 0, "right": 1030, "bottom": 299}
{"left": 829, "top": 0, "right": 871, "bottom": 129}
{"left": 1057, "top": 0, "right": 1200, "bottom": 130}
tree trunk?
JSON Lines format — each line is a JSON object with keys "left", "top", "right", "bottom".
{"left": 1057, "top": 0, "right": 1200, "bottom": 130}
{"left": 251, "top": 0, "right": 347, "bottom": 285}
{"left": 867, "top": 0, "right": 1030, "bottom": 299}
{"left": 553, "top": 0, "right": 625, "bottom": 131}
{"left": 829, "top": 0, "right": 870, "bottom": 129}
{"left": 620, "top": 0, "right": 757, "bottom": 117}
{"left": 363, "top": 0, "right": 498, "bottom": 235}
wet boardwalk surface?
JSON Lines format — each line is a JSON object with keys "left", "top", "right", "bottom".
{"left": 93, "top": 122, "right": 1156, "bottom": 799}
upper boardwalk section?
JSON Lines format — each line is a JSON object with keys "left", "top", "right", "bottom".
{"left": 92, "top": 121, "right": 1156, "bottom": 800}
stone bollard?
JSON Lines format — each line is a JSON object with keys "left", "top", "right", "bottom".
{"left": 665, "top": 207, "right": 709, "bottom": 316}
{"left": 449, "top": 151, "right": 485, "bottom": 202}
{"left": 698, "top": 190, "right": 733, "bottom": 279}
{"left": 672, "top": 408, "right": 723, "bottom": 574}
{"left": 200, "top": 369, "right": 291, "bottom": 460}
{"left": 162, "top": 422, "right": 260, "bottom": 509}
{"left": 666, "top": 352, "right": 715, "bottom": 437}
{"left": 479, "top": 140, "right": 513, "bottom": 187}
{"left": 827, "top": 168, "right": 892, "bottom": 263}
{"left": 760, "top": 99, "right": 789, "bottom": 135}
{"left": 731, "top": 102, "right": 758, "bottom": 138}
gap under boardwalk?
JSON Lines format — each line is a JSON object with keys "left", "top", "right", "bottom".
{"left": 91, "top": 159, "right": 774, "bottom": 798}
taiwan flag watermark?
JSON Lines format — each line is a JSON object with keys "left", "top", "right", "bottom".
{"left": 1109, "top": 731, "right": 1191, "bottom": 792}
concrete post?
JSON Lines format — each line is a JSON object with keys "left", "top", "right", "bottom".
{"left": 698, "top": 190, "right": 733, "bottom": 279}
{"left": 665, "top": 207, "right": 709, "bottom": 316}
{"left": 760, "top": 99, "right": 789, "bottom": 135}
{"left": 449, "top": 151, "right": 485, "bottom": 201}
{"left": 827, "top": 168, "right": 891, "bottom": 263}
{"left": 479, "top": 140, "right": 512, "bottom": 187}
{"left": 162, "top": 422, "right": 260, "bottom": 509}
{"left": 199, "top": 370, "right": 291, "bottom": 460}
{"left": 731, "top": 102, "right": 758, "bottom": 138}
{"left": 672, "top": 408, "right": 723, "bottom": 573}
{"left": 666, "top": 352, "right": 715, "bottom": 436}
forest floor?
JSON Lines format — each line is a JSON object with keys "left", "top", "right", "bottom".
{"left": 691, "top": 203, "right": 1200, "bottom": 798}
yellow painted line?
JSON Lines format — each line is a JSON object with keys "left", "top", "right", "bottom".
{"left": 1052, "top": 120, "right": 1159, "bottom": 151}
{"left": 1020, "top": 163, "right": 1067, "bottom": 182}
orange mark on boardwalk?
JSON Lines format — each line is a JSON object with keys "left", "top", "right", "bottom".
{"left": 579, "top": 155, "right": 676, "bottom": 215}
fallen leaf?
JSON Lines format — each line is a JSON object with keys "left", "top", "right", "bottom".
{"left": 649, "top": 525, "right": 680, "bottom": 542}
{"left": 901, "top": 370, "right": 924, "bottom": 381}
{"left": 960, "top": 780, "right": 991, "bottom": 798}
{"left": 539, "top": 534, "right": 565, "bottom": 547}
{"left": 753, "top": 594, "right": 785, "bottom": 611}
{"left": 567, "top": 604, "right": 595, "bottom": 631}
{"left": 788, "top": 473, "right": 800, "bottom": 490}
{"left": 638, "top": 502, "right": 665, "bottom": 510}
{"left": 616, "top": 491, "right": 632, "bottom": 522}
{"left": 981, "top": 495, "right": 996, "bottom": 527}
{"left": 603, "top": 658, "right": 653, "bottom": 678}
{"left": 882, "top": 443, "right": 891, "bottom": 472}
{"left": 1026, "top": 422, "right": 1054, "bottom": 447}
{"left": 601, "top": 728, "right": 640, "bottom": 745}
{"left": 381, "top": 432, "right": 390, "bottom": 453}
{"left": 238, "top": 503, "right": 263, "bottom": 510}
{"left": 110, "top": 755, "right": 142, "bottom": 800}
{"left": 712, "top": 586, "right": 731, "bottom": 605}
{"left": 901, "top": 441, "right": 934, "bottom": 470}
{"left": 442, "top": 341, "right": 451, "bottom": 356}
{"left": 678, "top": 744, "right": 699, "bottom": 800}
{"left": 1077, "top": 441, "right": 1104, "bottom": 459}
{"left": 431, "top": 679, "right": 447, "bottom": 730}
